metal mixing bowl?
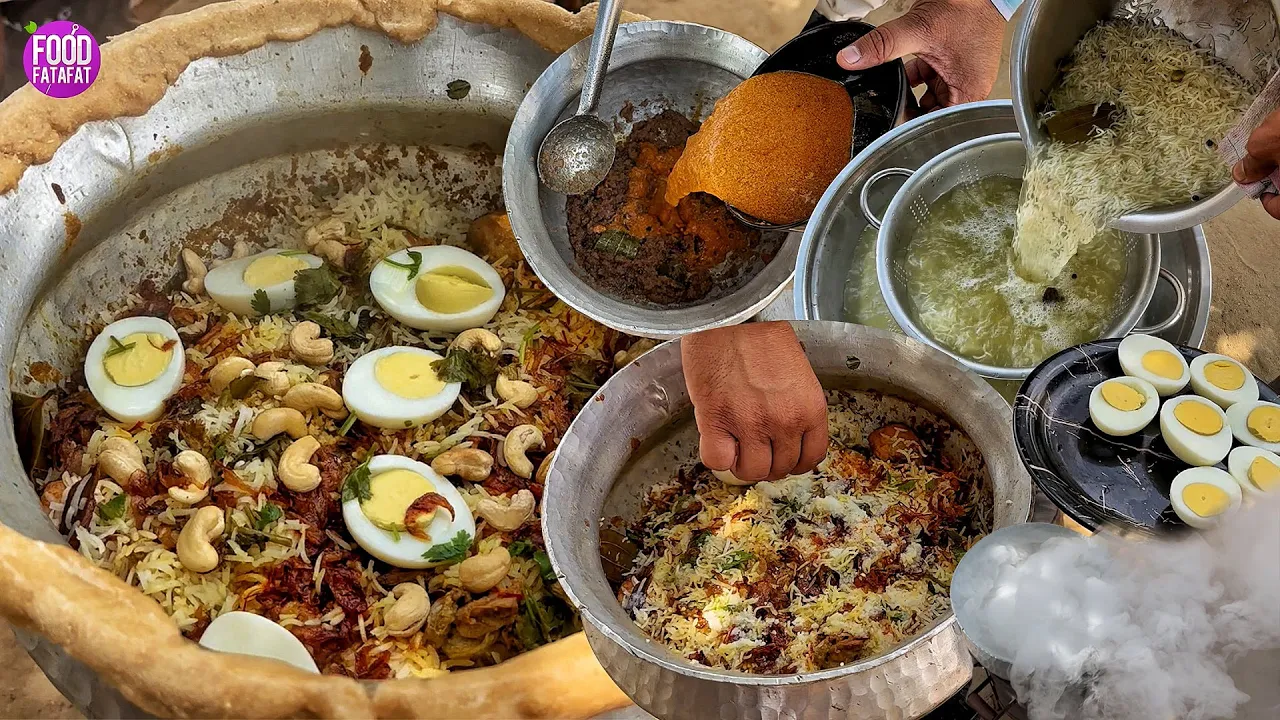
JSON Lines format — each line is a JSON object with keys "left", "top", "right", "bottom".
{"left": 865, "top": 132, "right": 1167, "bottom": 380}
{"left": 543, "top": 321, "right": 1034, "bottom": 720}
{"left": 1011, "top": 0, "right": 1280, "bottom": 234}
{"left": 504, "top": 21, "right": 802, "bottom": 339}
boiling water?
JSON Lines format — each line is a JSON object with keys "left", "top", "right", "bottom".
{"left": 904, "top": 176, "right": 1126, "bottom": 368}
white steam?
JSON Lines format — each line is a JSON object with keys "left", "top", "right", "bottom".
{"left": 960, "top": 496, "right": 1280, "bottom": 720}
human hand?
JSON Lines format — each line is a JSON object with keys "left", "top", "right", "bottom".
{"left": 1232, "top": 107, "right": 1280, "bottom": 220}
{"left": 835, "top": 0, "right": 1005, "bottom": 113}
{"left": 681, "top": 322, "right": 829, "bottom": 482}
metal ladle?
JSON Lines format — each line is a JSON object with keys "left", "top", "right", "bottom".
{"left": 537, "top": 0, "right": 623, "bottom": 195}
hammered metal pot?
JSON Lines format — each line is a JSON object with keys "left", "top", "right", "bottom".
{"left": 543, "top": 321, "right": 1034, "bottom": 720}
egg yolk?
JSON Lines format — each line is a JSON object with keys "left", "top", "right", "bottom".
{"left": 1173, "top": 400, "right": 1222, "bottom": 436}
{"left": 103, "top": 332, "right": 173, "bottom": 387}
{"left": 374, "top": 352, "right": 445, "bottom": 399}
{"left": 1249, "top": 457, "right": 1280, "bottom": 492}
{"left": 1202, "top": 360, "right": 1245, "bottom": 390}
{"left": 242, "top": 254, "right": 309, "bottom": 288}
{"left": 415, "top": 266, "right": 493, "bottom": 314}
{"left": 1141, "top": 350, "right": 1184, "bottom": 379}
{"left": 360, "top": 469, "right": 433, "bottom": 531}
{"left": 1246, "top": 406, "right": 1280, "bottom": 443}
{"left": 1101, "top": 381, "right": 1146, "bottom": 411}
{"left": 1181, "top": 483, "right": 1231, "bottom": 518}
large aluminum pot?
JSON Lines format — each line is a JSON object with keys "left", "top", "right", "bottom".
{"left": 544, "top": 321, "right": 1034, "bottom": 720}
{"left": 1010, "top": 0, "right": 1280, "bottom": 234}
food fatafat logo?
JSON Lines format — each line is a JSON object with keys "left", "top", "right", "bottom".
{"left": 22, "top": 20, "right": 102, "bottom": 99}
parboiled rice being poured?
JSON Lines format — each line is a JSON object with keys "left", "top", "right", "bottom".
{"left": 1013, "top": 22, "right": 1258, "bottom": 283}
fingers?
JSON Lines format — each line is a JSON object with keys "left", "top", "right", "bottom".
{"left": 837, "top": 17, "right": 927, "bottom": 71}
{"left": 1263, "top": 193, "right": 1280, "bottom": 221}
{"left": 768, "top": 434, "right": 802, "bottom": 482}
{"left": 697, "top": 420, "right": 738, "bottom": 472}
{"left": 1234, "top": 153, "right": 1277, "bottom": 185}
{"left": 796, "top": 427, "right": 830, "bottom": 475}
{"left": 904, "top": 57, "right": 935, "bottom": 88}
{"left": 732, "top": 439, "right": 773, "bottom": 483}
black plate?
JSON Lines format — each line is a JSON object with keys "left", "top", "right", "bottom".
{"left": 1014, "top": 339, "right": 1279, "bottom": 536}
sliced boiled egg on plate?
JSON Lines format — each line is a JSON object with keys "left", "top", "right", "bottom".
{"left": 369, "top": 245, "right": 505, "bottom": 332}
{"left": 199, "top": 610, "right": 319, "bottom": 673}
{"left": 1158, "top": 395, "right": 1232, "bottom": 467}
{"left": 341, "top": 454, "right": 476, "bottom": 569}
{"left": 342, "top": 346, "right": 461, "bottom": 429}
{"left": 1225, "top": 400, "right": 1280, "bottom": 453}
{"left": 204, "top": 249, "right": 323, "bottom": 316}
{"left": 1117, "top": 334, "right": 1189, "bottom": 396}
{"left": 1088, "top": 376, "right": 1159, "bottom": 436}
{"left": 1169, "top": 467, "right": 1241, "bottom": 529}
{"left": 1188, "top": 353, "right": 1258, "bottom": 409}
{"left": 1227, "top": 446, "right": 1280, "bottom": 497}
{"left": 84, "top": 316, "right": 185, "bottom": 423}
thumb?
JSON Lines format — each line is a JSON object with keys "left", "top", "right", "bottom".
{"left": 837, "top": 19, "right": 926, "bottom": 71}
{"left": 1234, "top": 152, "right": 1277, "bottom": 185}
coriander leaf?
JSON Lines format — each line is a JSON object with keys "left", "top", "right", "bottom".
{"left": 293, "top": 265, "right": 341, "bottom": 308}
{"left": 533, "top": 550, "right": 556, "bottom": 582}
{"left": 516, "top": 602, "right": 544, "bottom": 650}
{"left": 431, "top": 347, "right": 498, "bottom": 392}
{"left": 422, "top": 530, "right": 471, "bottom": 565}
{"left": 341, "top": 456, "right": 373, "bottom": 503}
{"left": 507, "top": 539, "right": 534, "bottom": 558}
{"left": 253, "top": 503, "right": 283, "bottom": 530}
{"left": 380, "top": 250, "right": 423, "bottom": 280}
{"left": 337, "top": 412, "right": 358, "bottom": 437}
{"left": 251, "top": 289, "right": 271, "bottom": 316}
{"left": 97, "top": 494, "right": 127, "bottom": 522}
{"left": 718, "top": 550, "right": 754, "bottom": 572}
{"left": 103, "top": 336, "right": 135, "bottom": 359}
{"left": 300, "top": 310, "right": 362, "bottom": 341}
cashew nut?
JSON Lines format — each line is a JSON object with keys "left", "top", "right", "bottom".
{"left": 430, "top": 447, "right": 493, "bottom": 482}
{"left": 502, "top": 425, "right": 544, "bottom": 479}
{"left": 305, "top": 216, "right": 347, "bottom": 248}
{"left": 451, "top": 328, "right": 502, "bottom": 355}
{"left": 384, "top": 583, "right": 431, "bottom": 637}
{"left": 168, "top": 450, "right": 212, "bottom": 504}
{"left": 181, "top": 249, "right": 207, "bottom": 295}
{"left": 458, "top": 547, "right": 512, "bottom": 593}
{"left": 98, "top": 436, "right": 145, "bottom": 484}
{"left": 208, "top": 356, "right": 255, "bottom": 393}
{"left": 289, "top": 321, "right": 334, "bottom": 366}
{"left": 475, "top": 489, "right": 535, "bottom": 532}
{"left": 254, "top": 361, "right": 291, "bottom": 397}
{"left": 614, "top": 339, "right": 658, "bottom": 369}
{"left": 535, "top": 450, "right": 556, "bottom": 485}
{"left": 495, "top": 374, "right": 539, "bottom": 409}
{"left": 211, "top": 240, "right": 252, "bottom": 268}
{"left": 251, "top": 407, "right": 309, "bottom": 441}
{"left": 282, "top": 382, "right": 348, "bottom": 419}
{"left": 278, "top": 436, "right": 322, "bottom": 492}
{"left": 177, "top": 505, "right": 224, "bottom": 573}
{"left": 313, "top": 239, "right": 349, "bottom": 268}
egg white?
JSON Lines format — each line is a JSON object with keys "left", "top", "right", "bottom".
{"left": 1188, "top": 354, "right": 1259, "bottom": 409}
{"left": 199, "top": 611, "right": 319, "bottom": 673}
{"left": 1225, "top": 400, "right": 1280, "bottom": 453}
{"left": 1158, "top": 395, "right": 1232, "bottom": 467}
{"left": 84, "top": 316, "right": 185, "bottom": 424}
{"left": 1117, "top": 334, "right": 1189, "bottom": 396}
{"left": 1226, "top": 446, "right": 1280, "bottom": 497}
{"left": 341, "top": 346, "right": 461, "bottom": 429}
{"left": 204, "top": 249, "right": 323, "bottom": 316}
{"left": 1088, "top": 377, "right": 1159, "bottom": 437}
{"left": 341, "top": 455, "right": 476, "bottom": 569}
{"left": 369, "top": 245, "right": 505, "bottom": 332}
{"left": 1169, "top": 466, "right": 1241, "bottom": 529}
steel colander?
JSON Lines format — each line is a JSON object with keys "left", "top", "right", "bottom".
{"left": 860, "top": 132, "right": 1186, "bottom": 380}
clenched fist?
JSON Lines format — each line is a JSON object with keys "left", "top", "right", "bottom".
{"left": 1233, "top": 107, "right": 1280, "bottom": 220}
{"left": 681, "top": 322, "right": 829, "bottom": 483}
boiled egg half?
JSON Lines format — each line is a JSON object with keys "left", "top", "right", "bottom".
{"left": 1117, "top": 334, "right": 1189, "bottom": 396}
{"left": 1169, "top": 466, "right": 1241, "bottom": 529}
{"left": 1088, "top": 377, "right": 1159, "bottom": 436}
{"left": 342, "top": 346, "right": 461, "bottom": 429}
{"left": 84, "top": 316, "right": 185, "bottom": 423}
{"left": 1225, "top": 400, "right": 1280, "bottom": 453}
{"left": 199, "top": 611, "right": 318, "bottom": 673}
{"left": 369, "top": 245, "right": 505, "bottom": 332}
{"left": 1226, "top": 446, "right": 1280, "bottom": 497}
{"left": 1188, "top": 353, "right": 1258, "bottom": 409}
{"left": 341, "top": 454, "right": 476, "bottom": 569}
{"left": 204, "top": 249, "right": 323, "bottom": 316}
{"left": 1159, "top": 395, "right": 1232, "bottom": 467}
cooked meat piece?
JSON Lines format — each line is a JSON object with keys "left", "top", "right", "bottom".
{"left": 869, "top": 424, "right": 925, "bottom": 462}
{"left": 424, "top": 589, "right": 464, "bottom": 647}
{"left": 466, "top": 211, "right": 521, "bottom": 261}
{"left": 814, "top": 631, "right": 869, "bottom": 667}
{"left": 455, "top": 595, "right": 520, "bottom": 639}
{"left": 324, "top": 563, "right": 368, "bottom": 618}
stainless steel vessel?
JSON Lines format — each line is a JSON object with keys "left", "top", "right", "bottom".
{"left": 544, "top": 321, "right": 1034, "bottom": 720}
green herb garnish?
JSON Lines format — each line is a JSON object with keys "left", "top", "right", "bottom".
{"left": 300, "top": 310, "right": 362, "bottom": 341}
{"left": 518, "top": 323, "right": 541, "bottom": 367}
{"left": 340, "top": 456, "right": 373, "bottom": 503}
{"left": 533, "top": 550, "right": 556, "bottom": 582}
{"left": 250, "top": 289, "right": 271, "bottom": 315}
{"left": 422, "top": 530, "right": 472, "bottom": 565}
{"left": 593, "top": 230, "right": 642, "bottom": 259}
{"left": 381, "top": 250, "right": 423, "bottom": 280}
{"left": 431, "top": 347, "right": 498, "bottom": 392}
{"left": 718, "top": 550, "right": 754, "bottom": 572}
{"left": 293, "top": 265, "right": 342, "bottom": 307}
{"left": 103, "top": 336, "right": 135, "bottom": 359}
{"left": 252, "top": 502, "right": 283, "bottom": 530}
{"left": 336, "top": 412, "right": 358, "bottom": 437}
{"left": 508, "top": 539, "right": 535, "bottom": 557}
{"left": 97, "top": 494, "right": 127, "bottom": 522}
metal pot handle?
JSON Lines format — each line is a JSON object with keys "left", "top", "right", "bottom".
{"left": 1133, "top": 268, "right": 1187, "bottom": 335}
{"left": 859, "top": 167, "right": 914, "bottom": 229}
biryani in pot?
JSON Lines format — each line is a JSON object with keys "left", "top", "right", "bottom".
{"left": 614, "top": 390, "right": 992, "bottom": 674}
{"left": 27, "top": 150, "right": 655, "bottom": 679}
